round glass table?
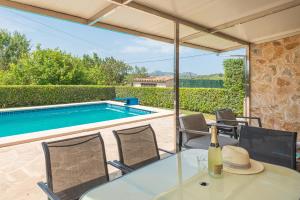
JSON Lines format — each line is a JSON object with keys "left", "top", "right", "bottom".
{"left": 81, "top": 149, "right": 300, "bottom": 200}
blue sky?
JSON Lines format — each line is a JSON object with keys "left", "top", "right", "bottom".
{"left": 0, "top": 6, "right": 245, "bottom": 74}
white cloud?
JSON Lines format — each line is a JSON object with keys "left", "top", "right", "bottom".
{"left": 120, "top": 38, "right": 193, "bottom": 55}
{"left": 120, "top": 38, "right": 172, "bottom": 54}
{"left": 121, "top": 46, "right": 148, "bottom": 53}
{"left": 134, "top": 38, "right": 173, "bottom": 54}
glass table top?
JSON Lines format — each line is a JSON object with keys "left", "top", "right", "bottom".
{"left": 81, "top": 149, "right": 300, "bottom": 200}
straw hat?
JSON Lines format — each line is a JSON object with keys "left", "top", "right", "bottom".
{"left": 222, "top": 146, "right": 264, "bottom": 175}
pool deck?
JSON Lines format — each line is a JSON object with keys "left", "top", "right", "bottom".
{"left": 0, "top": 101, "right": 173, "bottom": 148}
{"left": 0, "top": 114, "right": 175, "bottom": 200}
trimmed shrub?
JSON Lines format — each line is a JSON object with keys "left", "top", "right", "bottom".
{"left": 0, "top": 85, "right": 115, "bottom": 108}
{"left": 180, "top": 88, "right": 228, "bottom": 113}
{"left": 115, "top": 86, "right": 174, "bottom": 108}
{"left": 223, "top": 58, "right": 245, "bottom": 92}
{"left": 179, "top": 79, "right": 224, "bottom": 88}
{"left": 115, "top": 87, "right": 243, "bottom": 114}
{"left": 0, "top": 85, "right": 243, "bottom": 114}
{"left": 223, "top": 58, "right": 245, "bottom": 114}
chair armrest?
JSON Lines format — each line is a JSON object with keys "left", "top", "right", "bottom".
{"left": 215, "top": 123, "right": 236, "bottom": 129}
{"left": 158, "top": 148, "right": 174, "bottom": 155}
{"left": 207, "top": 122, "right": 235, "bottom": 129}
{"left": 179, "top": 128, "right": 210, "bottom": 136}
{"left": 37, "top": 182, "right": 60, "bottom": 200}
{"left": 217, "top": 119, "right": 248, "bottom": 126}
{"left": 206, "top": 122, "right": 215, "bottom": 127}
{"left": 107, "top": 160, "right": 126, "bottom": 173}
{"left": 236, "top": 116, "right": 262, "bottom": 127}
{"left": 107, "top": 160, "right": 134, "bottom": 174}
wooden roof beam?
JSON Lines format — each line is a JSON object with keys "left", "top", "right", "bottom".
{"left": 94, "top": 21, "right": 221, "bottom": 52}
{"left": 114, "top": 1, "right": 249, "bottom": 45}
{"left": 0, "top": 0, "right": 86, "bottom": 23}
{"left": 181, "top": 0, "right": 300, "bottom": 42}
{"left": 88, "top": 0, "right": 133, "bottom": 25}
{"left": 0, "top": 0, "right": 221, "bottom": 53}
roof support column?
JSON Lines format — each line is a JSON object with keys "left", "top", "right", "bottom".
{"left": 174, "top": 22, "right": 181, "bottom": 152}
{"left": 244, "top": 45, "right": 251, "bottom": 118}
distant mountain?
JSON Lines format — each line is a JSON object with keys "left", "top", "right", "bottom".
{"left": 194, "top": 73, "right": 224, "bottom": 80}
{"left": 149, "top": 71, "right": 197, "bottom": 78}
{"left": 149, "top": 71, "right": 223, "bottom": 80}
{"left": 180, "top": 72, "right": 198, "bottom": 78}
{"left": 149, "top": 70, "right": 173, "bottom": 76}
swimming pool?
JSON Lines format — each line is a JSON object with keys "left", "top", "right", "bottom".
{"left": 0, "top": 103, "right": 153, "bottom": 138}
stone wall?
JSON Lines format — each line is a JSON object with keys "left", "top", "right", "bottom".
{"left": 250, "top": 34, "right": 300, "bottom": 139}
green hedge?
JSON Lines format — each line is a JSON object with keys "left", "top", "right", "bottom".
{"left": 0, "top": 85, "right": 243, "bottom": 114}
{"left": 224, "top": 58, "right": 245, "bottom": 92}
{"left": 116, "top": 87, "right": 243, "bottom": 114}
{"left": 0, "top": 85, "right": 115, "bottom": 108}
{"left": 179, "top": 79, "right": 224, "bottom": 88}
{"left": 115, "top": 87, "right": 174, "bottom": 108}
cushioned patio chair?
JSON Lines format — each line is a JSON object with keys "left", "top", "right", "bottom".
{"left": 37, "top": 133, "right": 117, "bottom": 200}
{"left": 112, "top": 124, "right": 174, "bottom": 171}
{"left": 216, "top": 108, "right": 262, "bottom": 139}
{"left": 179, "top": 113, "right": 238, "bottom": 150}
{"left": 239, "top": 126, "right": 297, "bottom": 170}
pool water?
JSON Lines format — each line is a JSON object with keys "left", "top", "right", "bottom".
{"left": 0, "top": 103, "right": 153, "bottom": 137}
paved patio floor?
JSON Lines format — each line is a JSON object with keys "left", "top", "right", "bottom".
{"left": 0, "top": 115, "right": 175, "bottom": 200}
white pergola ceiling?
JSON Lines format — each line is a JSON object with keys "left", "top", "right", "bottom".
{"left": 1, "top": 0, "right": 300, "bottom": 52}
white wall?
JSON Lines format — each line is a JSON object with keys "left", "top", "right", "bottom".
{"left": 133, "top": 82, "right": 142, "bottom": 87}
{"left": 156, "top": 83, "right": 167, "bottom": 88}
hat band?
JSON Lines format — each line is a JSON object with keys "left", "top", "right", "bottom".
{"left": 223, "top": 161, "right": 251, "bottom": 169}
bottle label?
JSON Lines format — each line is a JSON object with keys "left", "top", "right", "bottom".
{"left": 214, "top": 164, "right": 223, "bottom": 175}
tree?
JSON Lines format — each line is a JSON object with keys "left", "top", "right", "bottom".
{"left": 125, "top": 66, "right": 148, "bottom": 85}
{"left": 0, "top": 30, "right": 148, "bottom": 86}
{"left": 82, "top": 53, "right": 102, "bottom": 68}
{"left": 0, "top": 29, "right": 30, "bottom": 70}
{"left": 2, "top": 47, "right": 87, "bottom": 85}
{"left": 84, "top": 55, "right": 132, "bottom": 85}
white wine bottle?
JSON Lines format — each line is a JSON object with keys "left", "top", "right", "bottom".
{"left": 208, "top": 125, "right": 223, "bottom": 178}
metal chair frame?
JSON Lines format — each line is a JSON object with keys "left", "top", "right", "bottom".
{"left": 113, "top": 124, "right": 174, "bottom": 172}
{"left": 37, "top": 133, "right": 126, "bottom": 200}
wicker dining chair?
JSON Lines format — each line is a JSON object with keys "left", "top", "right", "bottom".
{"left": 216, "top": 108, "right": 262, "bottom": 139}
{"left": 113, "top": 124, "right": 173, "bottom": 171}
{"left": 239, "top": 126, "right": 297, "bottom": 170}
{"left": 38, "top": 133, "right": 110, "bottom": 200}
{"left": 179, "top": 113, "right": 238, "bottom": 150}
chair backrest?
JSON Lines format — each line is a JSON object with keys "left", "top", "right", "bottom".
{"left": 239, "top": 126, "right": 297, "bottom": 169}
{"left": 113, "top": 124, "right": 160, "bottom": 170}
{"left": 42, "top": 133, "right": 109, "bottom": 200}
{"left": 179, "top": 113, "right": 209, "bottom": 144}
{"left": 216, "top": 109, "right": 238, "bottom": 126}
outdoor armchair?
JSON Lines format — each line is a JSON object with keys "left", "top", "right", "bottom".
{"left": 216, "top": 108, "right": 262, "bottom": 139}
{"left": 239, "top": 126, "right": 297, "bottom": 170}
{"left": 112, "top": 124, "right": 174, "bottom": 172}
{"left": 179, "top": 113, "right": 238, "bottom": 150}
{"left": 37, "top": 133, "right": 122, "bottom": 200}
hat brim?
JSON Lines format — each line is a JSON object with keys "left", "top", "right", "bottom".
{"left": 223, "top": 159, "right": 264, "bottom": 175}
